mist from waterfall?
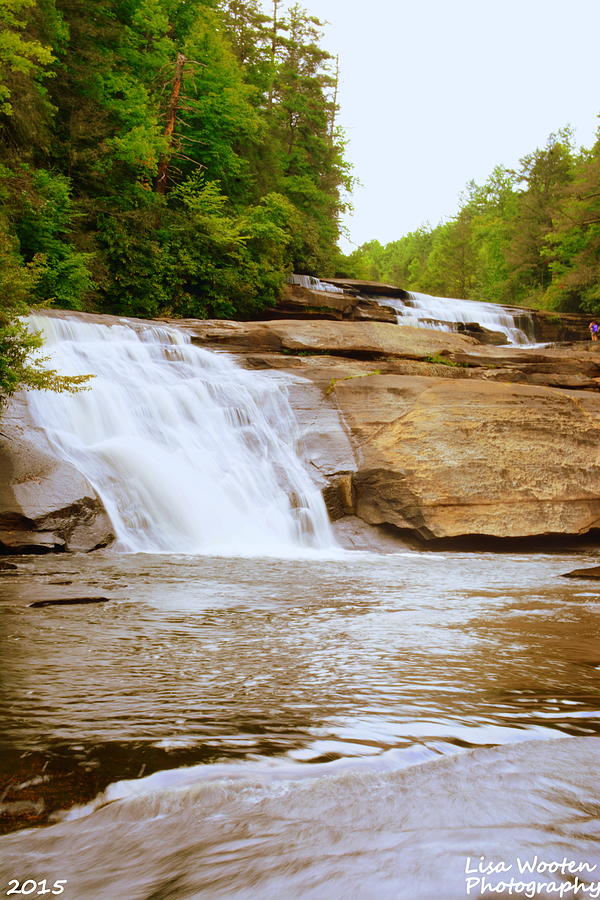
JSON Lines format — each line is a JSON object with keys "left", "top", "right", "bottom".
{"left": 26, "top": 315, "right": 335, "bottom": 556}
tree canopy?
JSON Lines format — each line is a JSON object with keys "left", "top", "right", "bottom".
{"left": 0, "top": 0, "right": 351, "bottom": 406}
{"left": 342, "top": 125, "right": 600, "bottom": 313}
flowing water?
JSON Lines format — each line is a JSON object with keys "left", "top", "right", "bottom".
{"left": 1, "top": 550, "right": 599, "bottom": 898}
{"left": 379, "top": 290, "right": 537, "bottom": 345}
{"left": 1, "top": 315, "right": 599, "bottom": 898}
{"left": 287, "top": 274, "right": 346, "bottom": 294}
{"left": 26, "top": 316, "right": 333, "bottom": 555}
{"left": 288, "top": 273, "right": 538, "bottom": 344}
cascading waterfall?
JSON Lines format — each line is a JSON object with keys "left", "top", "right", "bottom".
{"left": 378, "top": 290, "right": 537, "bottom": 345}
{"left": 26, "top": 315, "right": 335, "bottom": 555}
{"left": 287, "top": 273, "right": 346, "bottom": 294}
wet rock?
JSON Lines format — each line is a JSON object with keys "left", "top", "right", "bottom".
{"left": 332, "top": 516, "right": 418, "bottom": 552}
{"left": 0, "top": 524, "right": 65, "bottom": 553}
{"left": 268, "top": 284, "right": 355, "bottom": 320}
{"left": 561, "top": 565, "right": 600, "bottom": 579}
{"left": 8, "top": 307, "right": 600, "bottom": 550}
{"left": 531, "top": 309, "right": 599, "bottom": 343}
{"left": 455, "top": 321, "right": 508, "bottom": 345}
{"left": 0, "top": 799, "right": 45, "bottom": 819}
{"left": 351, "top": 300, "right": 397, "bottom": 323}
{"left": 322, "top": 476, "right": 354, "bottom": 521}
{"left": 0, "top": 396, "right": 115, "bottom": 554}
{"left": 323, "top": 277, "right": 410, "bottom": 298}
{"left": 29, "top": 596, "right": 111, "bottom": 608}
{"left": 447, "top": 343, "right": 600, "bottom": 378}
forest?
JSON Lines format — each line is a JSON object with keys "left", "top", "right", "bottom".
{"left": 0, "top": 0, "right": 350, "bottom": 402}
{"left": 342, "top": 126, "right": 600, "bottom": 313}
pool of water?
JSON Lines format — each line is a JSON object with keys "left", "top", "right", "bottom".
{"left": 1, "top": 548, "right": 599, "bottom": 898}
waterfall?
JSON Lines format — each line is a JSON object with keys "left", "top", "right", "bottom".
{"left": 287, "top": 274, "right": 346, "bottom": 294}
{"left": 378, "top": 290, "right": 537, "bottom": 345}
{"left": 25, "top": 315, "right": 335, "bottom": 556}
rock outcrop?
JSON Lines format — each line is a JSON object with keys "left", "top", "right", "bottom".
{"left": 561, "top": 565, "right": 600, "bottom": 579}
{"left": 170, "top": 318, "right": 479, "bottom": 358}
{"left": 4, "top": 303, "right": 600, "bottom": 552}
{"left": 332, "top": 375, "right": 600, "bottom": 540}
{"left": 199, "top": 319, "right": 600, "bottom": 542}
{"left": 262, "top": 284, "right": 398, "bottom": 323}
{"left": 0, "top": 396, "right": 114, "bottom": 554}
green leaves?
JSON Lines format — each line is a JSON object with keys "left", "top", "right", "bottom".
{"left": 343, "top": 128, "right": 599, "bottom": 313}
{"left": 0, "top": 0, "right": 54, "bottom": 115}
{"left": 0, "top": 0, "right": 352, "bottom": 328}
{"left": 0, "top": 215, "right": 92, "bottom": 411}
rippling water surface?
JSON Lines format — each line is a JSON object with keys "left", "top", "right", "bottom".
{"left": 1, "top": 548, "right": 599, "bottom": 898}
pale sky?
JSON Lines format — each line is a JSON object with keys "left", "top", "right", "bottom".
{"left": 268, "top": 0, "right": 600, "bottom": 253}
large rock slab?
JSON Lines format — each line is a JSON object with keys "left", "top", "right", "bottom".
{"left": 323, "top": 278, "right": 410, "bottom": 298}
{"left": 329, "top": 375, "right": 600, "bottom": 540}
{"left": 268, "top": 285, "right": 399, "bottom": 324}
{"left": 174, "top": 318, "right": 478, "bottom": 359}
{"left": 0, "top": 397, "right": 114, "bottom": 554}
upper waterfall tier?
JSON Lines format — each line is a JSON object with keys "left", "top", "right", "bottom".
{"left": 26, "top": 316, "right": 335, "bottom": 555}
{"left": 379, "top": 290, "right": 537, "bottom": 345}
{"left": 287, "top": 274, "right": 346, "bottom": 294}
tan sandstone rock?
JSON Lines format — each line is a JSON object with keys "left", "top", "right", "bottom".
{"left": 174, "top": 318, "right": 478, "bottom": 359}
{"left": 330, "top": 375, "right": 600, "bottom": 540}
{"left": 8, "top": 308, "right": 600, "bottom": 549}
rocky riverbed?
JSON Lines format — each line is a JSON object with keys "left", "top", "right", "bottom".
{"left": 2, "top": 282, "right": 600, "bottom": 553}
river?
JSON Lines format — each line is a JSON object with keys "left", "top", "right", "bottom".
{"left": 1, "top": 312, "right": 599, "bottom": 898}
{"left": 1, "top": 547, "right": 599, "bottom": 898}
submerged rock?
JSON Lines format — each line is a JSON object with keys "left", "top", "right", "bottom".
{"left": 29, "top": 596, "right": 111, "bottom": 608}
{"left": 561, "top": 565, "right": 600, "bottom": 579}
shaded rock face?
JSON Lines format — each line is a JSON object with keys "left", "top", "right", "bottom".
{"left": 531, "top": 309, "right": 599, "bottom": 343}
{"left": 561, "top": 565, "right": 600, "bottom": 579}
{"left": 323, "top": 278, "right": 410, "bottom": 299}
{"left": 454, "top": 321, "right": 507, "bottom": 345}
{"left": 0, "top": 397, "right": 114, "bottom": 554}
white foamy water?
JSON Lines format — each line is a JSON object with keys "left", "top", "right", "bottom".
{"left": 26, "top": 315, "right": 335, "bottom": 555}
{"left": 287, "top": 273, "right": 346, "bottom": 293}
{"left": 2, "top": 738, "right": 598, "bottom": 900}
{"left": 381, "top": 290, "right": 537, "bottom": 345}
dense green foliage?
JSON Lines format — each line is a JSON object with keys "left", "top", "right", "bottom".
{"left": 0, "top": 215, "right": 91, "bottom": 412}
{"left": 343, "top": 126, "right": 600, "bottom": 312}
{"left": 0, "top": 0, "right": 350, "bottom": 405}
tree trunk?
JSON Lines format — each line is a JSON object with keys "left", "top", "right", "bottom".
{"left": 155, "top": 52, "right": 187, "bottom": 194}
{"left": 267, "top": 0, "right": 279, "bottom": 110}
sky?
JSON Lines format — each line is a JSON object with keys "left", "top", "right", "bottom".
{"left": 268, "top": 0, "right": 600, "bottom": 253}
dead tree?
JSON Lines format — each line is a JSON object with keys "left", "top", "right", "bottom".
{"left": 155, "top": 52, "right": 187, "bottom": 194}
